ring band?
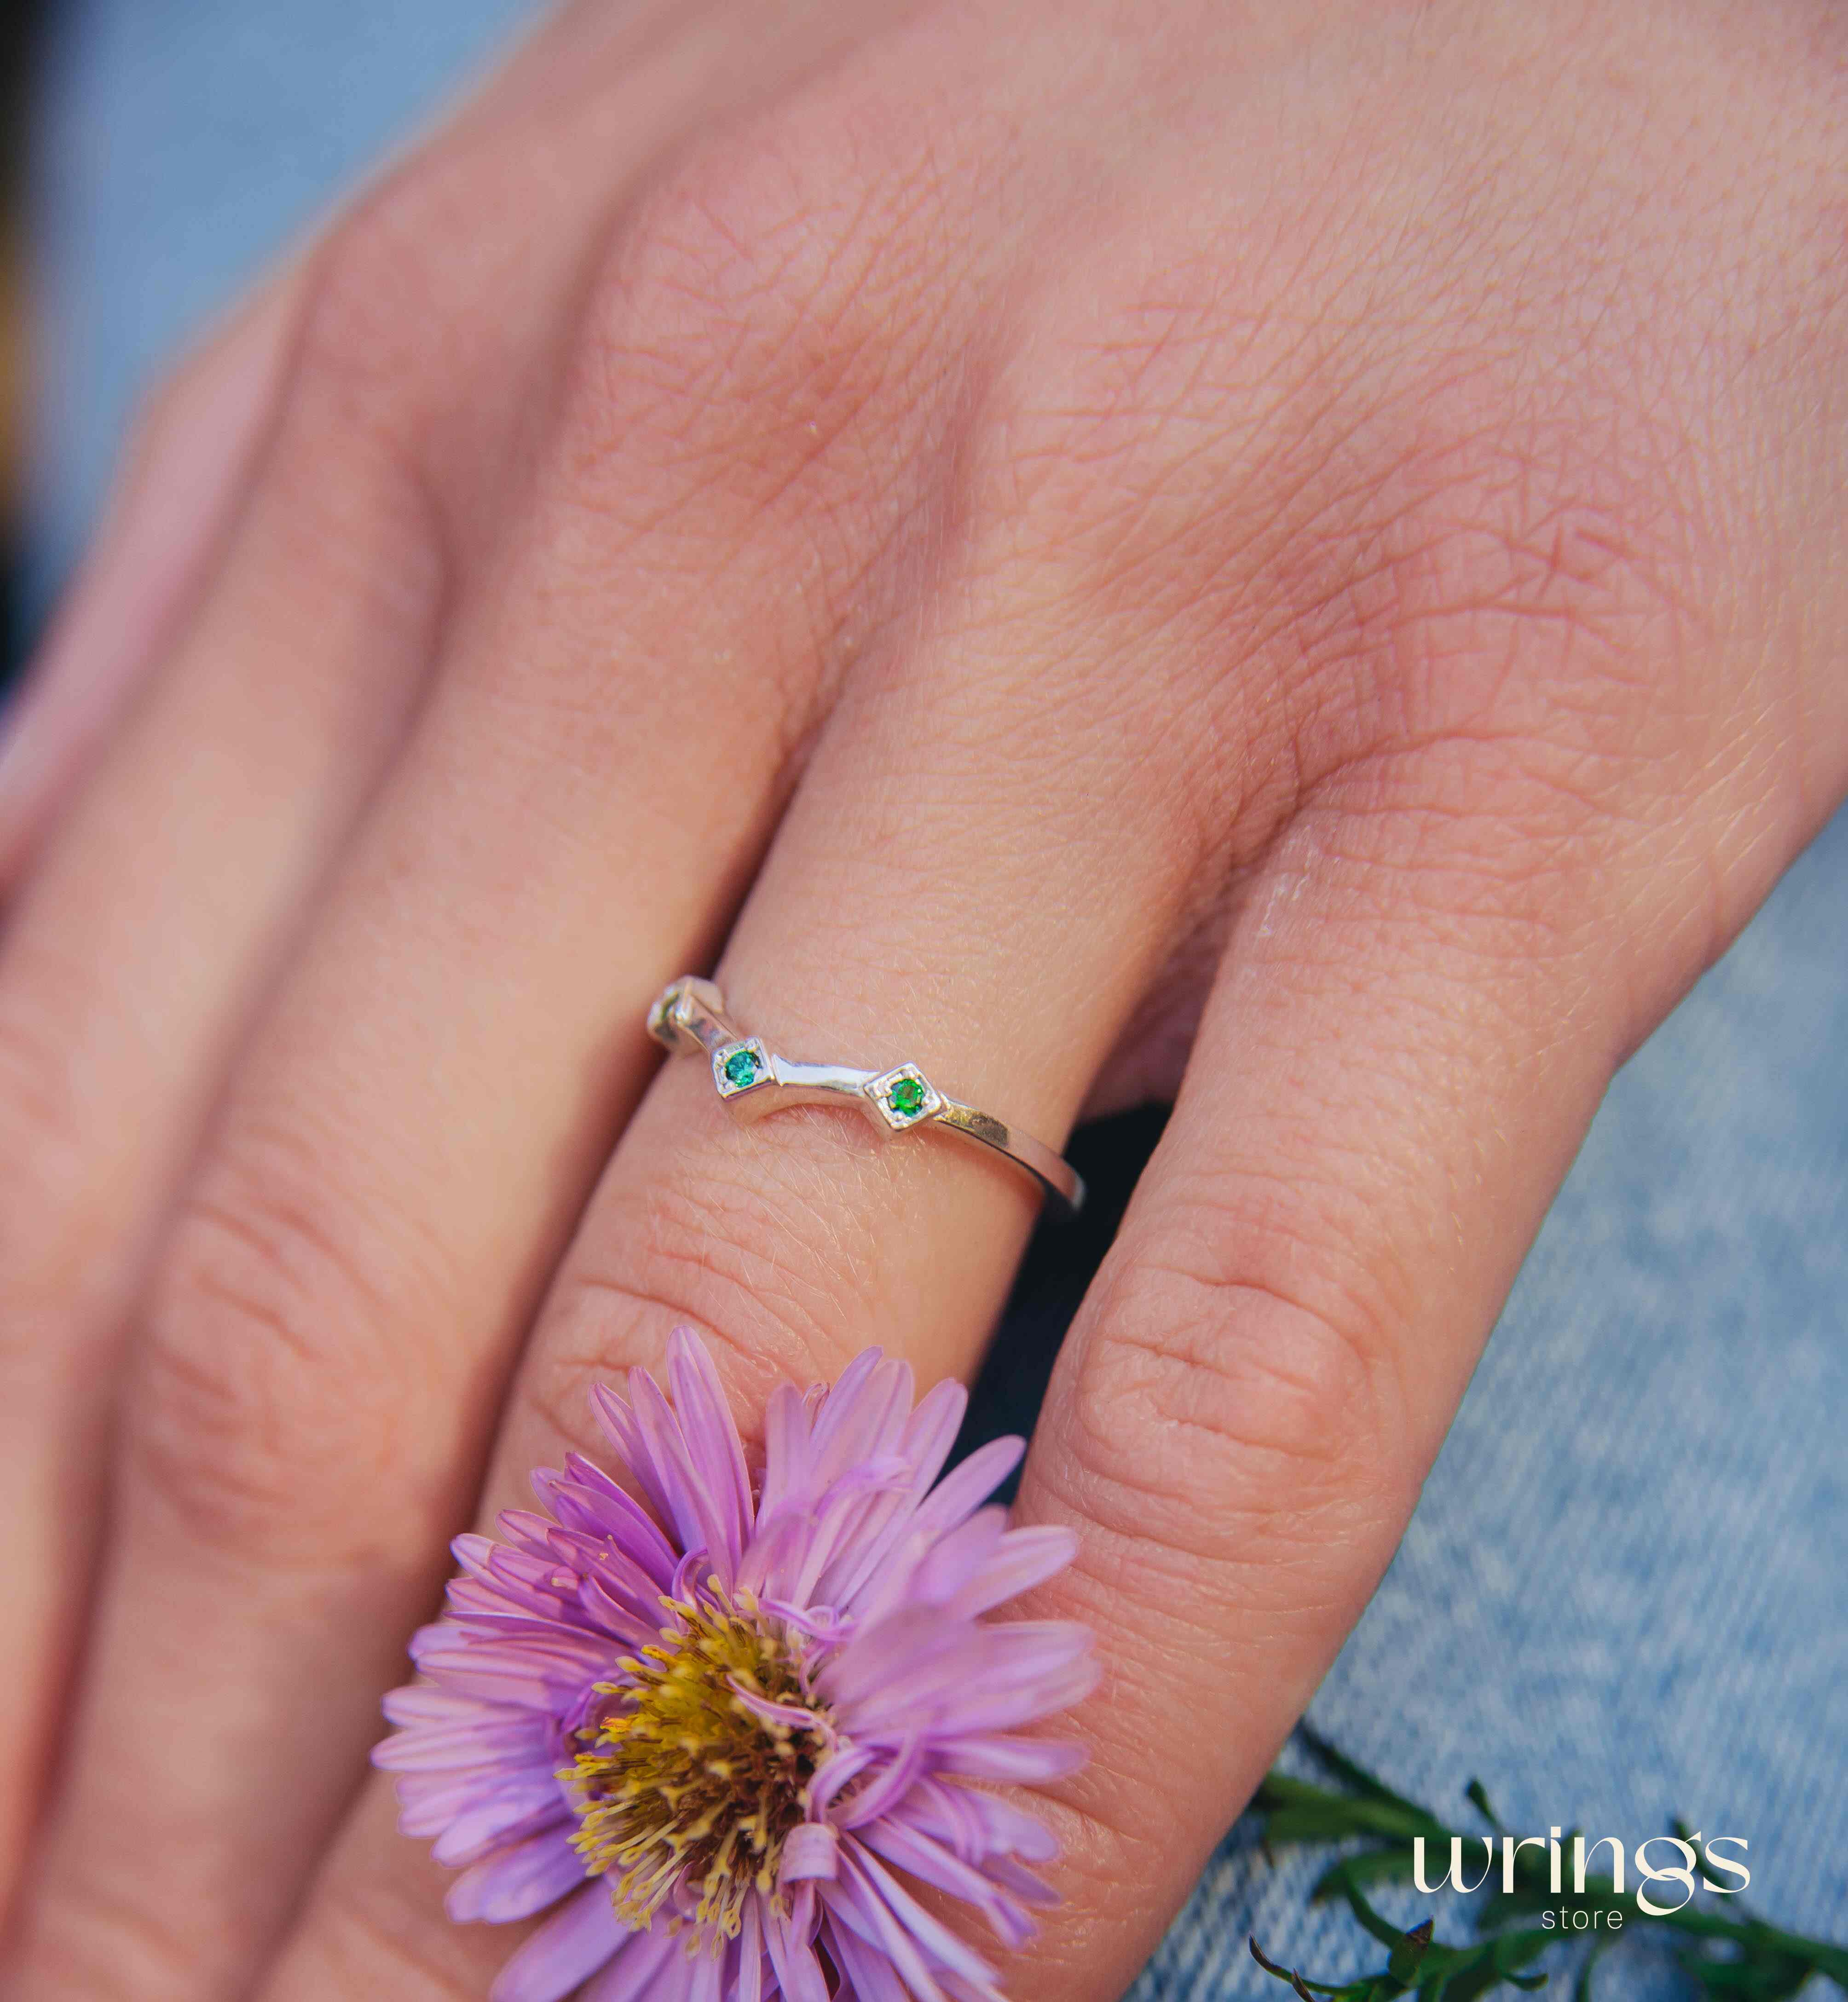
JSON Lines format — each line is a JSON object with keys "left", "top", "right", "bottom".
{"left": 647, "top": 977, "right": 1085, "bottom": 1216}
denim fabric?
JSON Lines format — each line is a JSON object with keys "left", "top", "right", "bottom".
{"left": 20, "top": 3, "right": 1848, "bottom": 1995}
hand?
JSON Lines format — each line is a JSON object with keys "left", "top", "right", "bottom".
{"left": 2, "top": 1, "right": 1844, "bottom": 1996}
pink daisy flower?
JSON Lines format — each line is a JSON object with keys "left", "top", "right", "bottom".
{"left": 374, "top": 1329, "right": 1096, "bottom": 2002}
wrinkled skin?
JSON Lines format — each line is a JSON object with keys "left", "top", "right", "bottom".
{"left": 0, "top": 1, "right": 1844, "bottom": 1996}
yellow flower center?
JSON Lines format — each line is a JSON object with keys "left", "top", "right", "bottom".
{"left": 564, "top": 1585, "right": 832, "bottom": 1939}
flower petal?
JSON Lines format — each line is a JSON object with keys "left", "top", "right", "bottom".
{"left": 804, "top": 1349, "right": 889, "bottom": 1472}
{"left": 735, "top": 1900, "right": 766, "bottom": 2002}
{"left": 446, "top": 1824, "right": 588, "bottom": 1924}
{"left": 789, "top": 1458, "right": 913, "bottom": 1605}
{"left": 823, "top": 1856, "right": 949, "bottom": 2002}
{"left": 580, "top": 1924, "right": 682, "bottom": 2002}
{"left": 947, "top": 1524, "right": 1078, "bottom": 1618}
{"left": 756, "top": 1381, "right": 814, "bottom": 1527}
{"left": 895, "top": 1777, "right": 1059, "bottom": 1864}
{"left": 825, "top": 1911, "right": 913, "bottom": 2002}
{"left": 396, "top": 1758, "right": 561, "bottom": 1842}
{"left": 905, "top": 1437, "right": 1023, "bottom": 1542}
{"left": 372, "top": 1708, "right": 554, "bottom": 1773}
{"left": 899, "top": 1377, "right": 968, "bottom": 1489}
{"left": 763, "top": 1887, "right": 831, "bottom": 2002}
{"left": 780, "top": 1822, "right": 840, "bottom": 1882}
{"left": 588, "top": 1379, "right": 686, "bottom": 1551}
{"left": 830, "top": 1734, "right": 929, "bottom": 1833}
{"left": 416, "top": 1634, "right": 617, "bottom": 1710}
{"left": 858, "top": 1817, "right": 1037, "bottom": 1949}
{"left": 903, "top": 1510, "right": 1008, "bottom": 1605}
{"left": 487, "top": 1880, "right": 628, "bottom": 2002}
{"left": 736, "top": 1508, "right": 815, "bottom": 1604}
{"left": 931, "top": 1733, "right": 1088, "bottom": 1784}
{"left": 829, "top": 1618, "right": 1096, "bottom": 1737}
{"left": 836, "top": 1840, "right": 1003, "bottom": 2002}
{"left": 561, "top": 1451, "right": 680, "bottom": 1581}
{"left": 380, "top": 1683, "right": 485, "bottom": 1727}
{"left": 537, "top": 1471, "right": 680, "bottom": 1587}
{"left": 667, "top": 1326, "right": 755, "bottom": 1573}
{"left": 376, "top": 1339, "right": 1096, "bottom": 1990}
{"left": 431, "top": 1768, "right": 573, "bottom": 1866}
{"left": 625, "top": 1367, "right": 714, "bottom": 1557}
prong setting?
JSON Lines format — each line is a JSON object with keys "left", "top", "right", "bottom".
{"left": 867, "top": 1063, "right": 941, "bottom": 1131}
{"left": 713, "top": 1039, "right": 773, "bottom": 1099}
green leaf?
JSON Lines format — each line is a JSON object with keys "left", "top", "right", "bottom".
{"left": 1390, "top": 1920, "right": 1436, "bottom": 1983}
{"left": 1333, "top": 1869, "right": 1426, "bottom": 1953}
{"left": 1435, "top": 1950, "right": 1525, "bottom": 2002}
{"left": 1297, "top": 1724, "right": 1434, "bottom": 1820}
{"left": 1250, "top": 1934, "right": 1366, "bottom": 2002}
{"left": 1257, "top": 1774, "right": 1350, "bottom": 1809}
{"left": 1490, "top": 1932, "right": 1550, "bottom": 1978}
{"left": 1327, "top": 1850, "right": 1427, "bottom": 1892}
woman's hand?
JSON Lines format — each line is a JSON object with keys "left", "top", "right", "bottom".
{"left": 1, "top": 1, "right": 1844, "bottom": 1995}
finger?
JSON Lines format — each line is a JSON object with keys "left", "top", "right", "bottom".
{"left": 246, "top": 439, "right": 1238, "bottom": 2002}
{"left": 0, "top": 276, "right": 445, "bottom": 1924}
{"left": 1005, "top": 722, "right": 1829, "bottom": 2002}
{"left": 0, "top": 0, "right": 804, "bottom": 1930}
{"left": 0, "top": 34, "right": 646, "bottom": 1932}
{"left": 0, "top": 94, "right": 1011, "bottom": 1991}
{"left": 0, "top": 276, "right": 298, "bottom": 890}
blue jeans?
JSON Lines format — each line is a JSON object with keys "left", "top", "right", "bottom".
{"left": 20, "top": 4, "right": 1848, "bottom": 1992}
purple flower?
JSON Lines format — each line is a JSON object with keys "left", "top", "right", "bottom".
{"left": 375, "top": 1330, "right": 1096, "bottom": 2002}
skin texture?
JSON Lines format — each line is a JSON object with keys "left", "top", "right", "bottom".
{"left": 0, "top": 0, "right": 1844, "bottom": 1996}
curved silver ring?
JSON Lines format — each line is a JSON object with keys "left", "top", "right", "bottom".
{"left": 647, "top": 977, "right": 1085, "bottom": 1217}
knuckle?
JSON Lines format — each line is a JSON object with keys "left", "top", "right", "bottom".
{"left": 257, "top": 178, "right": 464, "bottom": 591}
{"left": 1069, "top": 1205, "right": 1413, "bottom": 1569}
{"left": 958, "top": 244, "right": 1316, "bottom": 865}
{"left": 983, "top": 210, "right": 1711, "bottom": 855}
{"left": 520, "top": 1154, "right": 878, "bottom": 1463}
{"left": 1265, "top": 357, "right": 1708, "bottom": 804}
{"left": 251, "top": 243, "right": 451, "bottom": 621}
{"left": 1256, "top": 382, "right": 1720, "bottom": 958}
{"left": 286, "top": 162, "right": 464, "bottom": 432}
{"left": 991, "top": 233, "right": 1267, "bottom": 568}
{"left": 127, "top": 1129, "right": 435, "bottom": 1567}
{"left": 556, "top": 106, "right": 947, "bottom": 521}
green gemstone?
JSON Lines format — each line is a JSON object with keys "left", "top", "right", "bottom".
{"left": 723, "top": 1048, "right": 761, "bottom": 1090}
{"left": 888, "top": 1075, "right": 927, "bottom": 1119}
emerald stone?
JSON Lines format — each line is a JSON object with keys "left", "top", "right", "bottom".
{"left": 888, "top": 1076, "right": 927, "bottom": 1119}
{"left": 723, "top": 1048, "right": 761, "bottom": 1090}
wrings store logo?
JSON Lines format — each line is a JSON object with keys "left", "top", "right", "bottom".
{"left": 1415, "top": 1828, "right": 1750, "bottom": 1929}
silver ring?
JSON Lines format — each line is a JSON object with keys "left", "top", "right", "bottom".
{"left": 647, "top": 977, "right": 1085, "bottom": 1216}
